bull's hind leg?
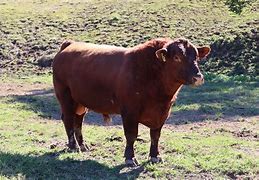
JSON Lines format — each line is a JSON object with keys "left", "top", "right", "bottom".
{"left": 54, "top": 80, "right": 77, "bottom": 150}
{"left": 74, "top": 106, "right": 89, "bottom": 152}
{"left": 61, "top": 112, "right": 77, "bottom": 150}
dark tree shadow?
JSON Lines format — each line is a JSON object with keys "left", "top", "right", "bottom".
{"left": 0, "top": 151, "right": 144, "bottom": 179}
{"left": 5, "top": 78, "right": 259, "bottom": 125}
{"left": 224, "top": 0, "right": 252, "bottom": 15}
{"left": 202, "top": 31, "right": 258, "bottom": 76}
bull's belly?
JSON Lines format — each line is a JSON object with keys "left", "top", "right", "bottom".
{"left": 85, "top": 99, "right": 120, "bottom": 114}
{"left": 71, "top": 89, "right": 120, "bottom": 114}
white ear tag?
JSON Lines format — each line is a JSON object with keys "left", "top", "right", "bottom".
{"left": 162, "top": 54, "right": 166, "bottom": 62}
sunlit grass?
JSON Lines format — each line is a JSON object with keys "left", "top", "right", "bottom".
{"left": 0, "top": 74, "right": 258, "bottom": 179}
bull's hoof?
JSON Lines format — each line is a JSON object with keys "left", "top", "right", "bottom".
{"left": 125, "top": 158, "right": 139, "bottom": 167}
{"left": 150, "top": 157, "right": 163, "bottom": 164}
{"left": 66, "top": 147, "right": 77, "bottom": 153}
{"left": 67, "top": 143, "right": 77, "bottom": 151}
{"left": 79, "top": 144, "right": 90, "bottom": 152}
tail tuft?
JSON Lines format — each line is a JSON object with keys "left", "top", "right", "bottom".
{"left": 60, "top": 40, "right": 74, "bottom": 51}
{"left": 103, "top": 114, "right": 112, "bottom": 125}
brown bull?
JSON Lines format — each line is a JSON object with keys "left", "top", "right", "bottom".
{"left": 52, "top": 38, "right": 210, "bottom": 166}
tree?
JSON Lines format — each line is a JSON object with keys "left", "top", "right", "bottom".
{"left": 224, "top": 0, "right": 253, "bottom": 14}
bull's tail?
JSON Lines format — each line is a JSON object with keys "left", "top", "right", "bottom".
{"left": 103, "top": 114, "right": 112, "bottom": 125}
{"left": 53, "top": 40, "right": 74, "bottom": 71}
{"left": 59, "top": 40, "right": 74, "bottom": 52}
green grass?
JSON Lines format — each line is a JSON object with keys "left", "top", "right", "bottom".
{"left": 0, "top": 74, "right": 258, "bottom": 179}
{"left": 167, "top": 74, "right": 259, "bottom": 124}
{"left": 0, "top": 0, "right": 258, "bottom": 75}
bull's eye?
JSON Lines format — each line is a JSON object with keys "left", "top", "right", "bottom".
{"left": 173, "top": 55, "right": 181, "bottom": 62}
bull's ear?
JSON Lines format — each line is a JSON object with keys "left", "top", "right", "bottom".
{"left": 155, "top": 48, "right": 167, "bottom": 62}
{"left": 198, "top": 47, "right": 211, "bottom": 60}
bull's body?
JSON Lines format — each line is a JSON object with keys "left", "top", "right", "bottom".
{"left": 53, "top": 38, "right": 210, "bottom": 166}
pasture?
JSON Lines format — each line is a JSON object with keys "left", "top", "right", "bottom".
{"left": 0, "top": 0, "right": 258, "bottom": 179}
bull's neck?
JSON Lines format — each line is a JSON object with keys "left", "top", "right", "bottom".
{"left": 128, "top": 39, "right": 183, "bottom": 100}
{"left": 165, "top": 82, "right": 183, "bottom": 99}
{"left": 160, "top": 72, "right": 183, "bottom": 99}
{"left": 169, "top": 84, "right": 183, "bottom": 102}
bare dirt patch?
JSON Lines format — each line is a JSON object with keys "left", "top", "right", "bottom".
{"left": 163, "top": 118, "right": 259, "bottom": 140}
{"left": 0, "top": 81, "right": 52, "bottom": 97}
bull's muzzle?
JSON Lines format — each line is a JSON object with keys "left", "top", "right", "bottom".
{"left": 192, "top": 73, "right": 204, "bottom": 86}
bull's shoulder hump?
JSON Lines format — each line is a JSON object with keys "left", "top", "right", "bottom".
{"left": 66, "top": 42, "right": 127, "bottom": 53}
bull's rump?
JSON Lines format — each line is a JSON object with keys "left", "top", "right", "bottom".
{"left": 53, "top": 42, "right": 127, "bottom": 114}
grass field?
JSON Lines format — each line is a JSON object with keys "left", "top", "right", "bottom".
{"left": 0, "top": 74, "right": 258, "bottom": 179}
{"left": 0, "top": 0, "right": 259, "bottom": 179}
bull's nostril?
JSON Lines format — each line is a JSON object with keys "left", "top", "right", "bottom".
{"left": 196, "top": 73, "right": 203, "bottom": 78}
{"left": 192, "top": 77, "right": 197, "bottom": 83}
{"left": 191, "top": 75, "right": 204, "bottom": 86}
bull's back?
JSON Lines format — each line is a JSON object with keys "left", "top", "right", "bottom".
{"left": 53, "top": 42, "right": 127, "bottom": 114}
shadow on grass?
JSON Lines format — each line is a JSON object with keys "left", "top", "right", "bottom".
{"left": 5, "top": 88, "right": 60, "bottom": 120}
{"left": 169, "top": 79, "right": 259, "bottom": 124}
{"left": 0, "top": 151, "right": 144, "bottom": 179}
{"left": 4, "top": 88, "right": 122, "bottom": 125}
{"left": 5, "top": 78, "right": 259, "bottom": 125}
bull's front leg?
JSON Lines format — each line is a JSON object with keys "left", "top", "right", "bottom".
{"left": 149, "top": 126, "right": 163, "bottom": 163}
{"left": 122, "top": 112, "right": 139, "bottom": 167}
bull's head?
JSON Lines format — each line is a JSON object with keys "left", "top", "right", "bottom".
{"left": 156, "top": 38, "right": 210, "bottom": 87}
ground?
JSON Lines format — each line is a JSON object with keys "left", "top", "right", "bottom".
{"left": 0, "top": 74, "right": 258, "bottom": 179}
